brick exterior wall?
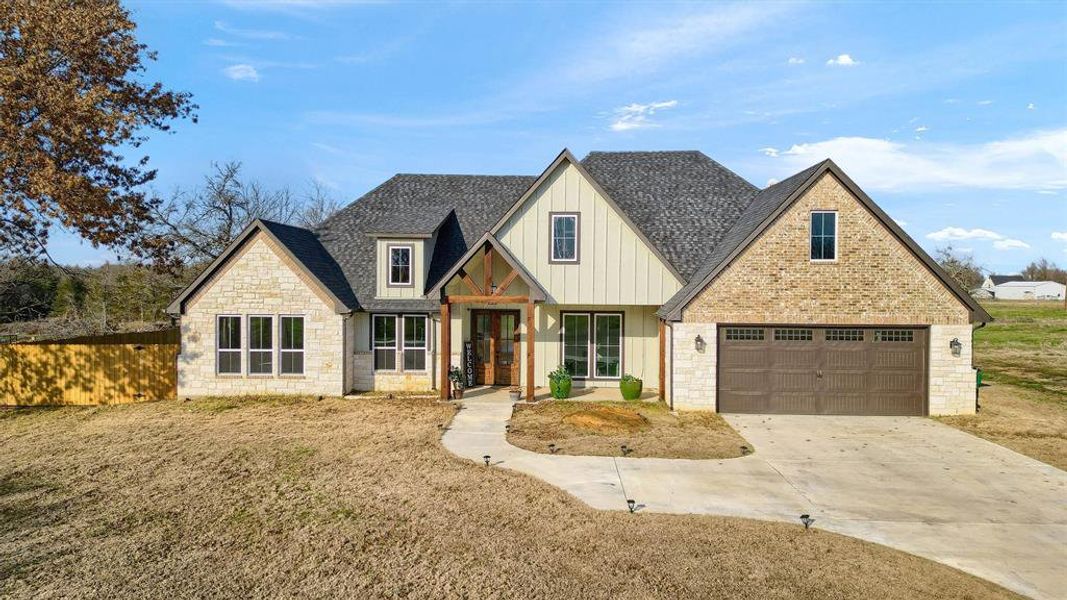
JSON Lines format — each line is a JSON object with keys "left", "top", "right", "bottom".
{"left": 673, "top": 173, "right": 976, "bottom": 415}
{"left": 670, "top": 322, "right": 717, "bottom": 410}
{"left": 178, "top": 233, "right": 346, "bottom": 397}
{"left": 928, "top": 324, "right": 976, "bottom": 415}
{"left": 682, "top": 173, "right": 969, "bottom": 326}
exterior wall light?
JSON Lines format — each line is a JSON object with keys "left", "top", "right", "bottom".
{"left": 694, "top": 334, "right": 706, "bottom": 353}
{"left": 950, "top": 337, "right": 962, "bottom": 357}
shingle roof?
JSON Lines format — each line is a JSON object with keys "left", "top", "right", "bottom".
{"left": 658, "top": 161, "right": 829, "bottom": 319}
{"left": 258, "top": 219, "right": 358, "bottom": 310}
{"left": 580, "top": 151, "right": 759, "bottom": 280}
{"left": 315, "top": 174, "right": 536, "bottom": 312}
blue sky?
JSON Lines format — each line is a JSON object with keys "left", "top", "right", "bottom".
{"left": 53, "top": 0, "right": 1067, "bottom": 274}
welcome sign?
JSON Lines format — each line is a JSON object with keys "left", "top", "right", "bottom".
{"left": 463, "top": 341, "right": 475, "bottom": 388}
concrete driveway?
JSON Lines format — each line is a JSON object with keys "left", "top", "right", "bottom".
{"left": 442, "top": 392, "right": 1067, "bottom": 600}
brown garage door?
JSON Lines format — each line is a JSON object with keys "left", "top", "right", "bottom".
{"left": 717, "top": 326, "right": 927, "bottom": 415}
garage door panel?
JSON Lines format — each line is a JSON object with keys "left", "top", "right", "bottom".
{"left": 718, "top": 326, "right": 926, "bottom": 416}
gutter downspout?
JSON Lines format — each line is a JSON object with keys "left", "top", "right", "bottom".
{"left": 972, "top": 321, "right": 986, "bottom": 413}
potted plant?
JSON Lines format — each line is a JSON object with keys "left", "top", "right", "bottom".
{"left": 619, "top": 374, "right": 643, "bottom": 401}
{"left": 448, "top": 365, "right": 465, "bottom": 400}
{"left": 508, "top": 386, "right": 522, "bottom": 402}
{"left": 548, "top": 365, "right": 572, "bottom": 400}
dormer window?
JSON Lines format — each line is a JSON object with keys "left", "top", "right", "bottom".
{"left": 550, "top": 212, "right": 579, "bottom": 263}
{"left": 388, "top": 244, "right": 412, "bottom": 286}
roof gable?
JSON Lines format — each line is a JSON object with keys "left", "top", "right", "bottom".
{"left": 659, "top": 160, "right": 992, "bottom": 323}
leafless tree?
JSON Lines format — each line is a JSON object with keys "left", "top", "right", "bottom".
{"left": 297, "top": 180, "right": 343, "bottom": 229}
{"left": 935, "top": 245, "right": 985, "bottom": 291}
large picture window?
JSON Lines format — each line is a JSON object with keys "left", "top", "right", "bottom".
{"left": 388, "top": 245, "right": 412, "bottom": 286}
{"left": 550, "top": 213, "right": 579, "bottom": 262}
{"left": 248, "top": 316, "right": 273, "bottom": 374}
{"left": 373, "top": 315, "right": 397, "bottom": 370}
{"left": 403, "top": 315, "right": 427, "bottom": 371}
{"left": 811, "top": 211, "right": 837, "bottom": 261}
{"left": 280, "top": 316, "right": 304, "bottom": 375}
{"left": 217, "top": 315, "right": 242, "bottom": 374}
{"left": 562, "top": 312, "right": 623, "bottom": 379}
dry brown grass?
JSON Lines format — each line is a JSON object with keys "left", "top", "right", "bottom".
{"left": 508, "top": 400, "right": 751, "bottom": 459}
{"left": 938, "top": 383, "right": 1067, "bottom": 470}
{"left": 0, "top": 396, "right": 1018, "bottom": 599}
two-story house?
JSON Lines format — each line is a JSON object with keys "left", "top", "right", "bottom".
{"left": 167, "top": 149, "right": 989, "bottom": 416}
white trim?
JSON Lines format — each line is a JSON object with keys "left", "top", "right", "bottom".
{"left": 810, "top": 210, "right": 839, "bottom": 263}
{"left": 247, "top": 314, "right": 274, "bottom": 376}
{"left": 216, "top": 314, "right": 243, "bottom": 376}
{"left": 279, "top": 314, "right": 305, "bottom": 376}
{"left": 387, "top": 244, "right": 414, "bottom": 286}
{"left": 550, "top": 213, "right": 579, "bottom": 262}
{"left": 593, "top": 312, "right": 623, "bottom": 380}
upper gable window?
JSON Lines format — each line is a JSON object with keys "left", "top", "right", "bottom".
{"left": 810, "top": 211, "right": 837, "bottom": 262}
{"left": 550, "top": 213, "right": 579, "bottom": 263}
{"left": 388, "top": 245, "right": 413, "bottom": 286}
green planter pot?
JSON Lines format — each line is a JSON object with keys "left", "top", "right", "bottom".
{"left": 550, "top": 378, "right": 572, "bottom": 399}
{"left": 620, "top": 379, "right": 643, "bottom": 401}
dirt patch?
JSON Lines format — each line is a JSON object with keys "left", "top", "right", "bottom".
{"left": 508, "top": 400, "right": 751, "bottom": 459}
{"left": 561, "top": 404, "right": 648, "bottom": 433}
{"left": 0, "top": 396, "right": 1019, "bottom": 599}
{"left": 938, "top": 383, "right": 1067, "bottom": 471}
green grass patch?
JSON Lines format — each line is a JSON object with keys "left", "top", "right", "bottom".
{"left": 976, "top": 300, "right": 1066, "bottom": 397}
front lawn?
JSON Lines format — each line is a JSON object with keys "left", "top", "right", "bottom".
{"left": 0, "top": 396, "right": 1016, "bottom": 599}
{"left": 507, "top": 400, "right": 750, "bottom": 459}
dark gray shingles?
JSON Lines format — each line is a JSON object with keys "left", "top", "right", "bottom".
{"left": 315, "top": 174, "right": 536, "bottom": 312}
{"left": 258, "top": 219, "right": 358, "bottom": 310}
{"left": 658, "top": 161, "right": 827, "bottom": 318}
{"left": 580, "top": 151, "right": 760, "bottom": 280}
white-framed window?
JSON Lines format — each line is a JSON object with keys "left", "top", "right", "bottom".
{"left": 388, "top": 245, "right": 413, "bottom": 286}
{"left": 561, "top": 311, "right": 622, "bottom": 379}
{"left": 550, "top": 213, "right": 579, "bottom": 262}
{"left": 810, "top": 211, "right": 838, "bottom": 261}
{"left": 280, "top": 315, "right": 305, "bottom": 375}
{"left": 248, "top": 315, "right": 273, "bottom": 375}
{"left": 216, "top": 315, "right": 242, "bottom": 375}
{"left": 373, "top": 314, "right": 398, "bottom": 371}
{"left": 402, "top": 314, "right": 428, "bottom": 371}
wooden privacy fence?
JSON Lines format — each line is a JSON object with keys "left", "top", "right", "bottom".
{"left": 0, "top": 328, "right": 179, "bottom": 406}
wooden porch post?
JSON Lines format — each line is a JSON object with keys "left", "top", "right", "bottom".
{"left": 440, "top": 302, "right": 451, "bottom": 400}
{"left": 658, "top": 319, "right": 666, "bottom": 402}
{"left": 526, "top": 300, "right": 535, "bottom": 402}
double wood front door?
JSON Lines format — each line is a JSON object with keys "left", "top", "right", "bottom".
{"left": 471, "top": 310, "right": 520, "bottom": 386}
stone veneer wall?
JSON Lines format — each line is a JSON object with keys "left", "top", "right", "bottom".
{"left": 670, "top": 322, "right": 717, "bottom": 410}
{"left": 178, "top": 233, "right": 345, "bottom": 397}
{"left": 928, "top": 324, "right": 976, "bottom": 415}
{"left": 672, "top": 173, "right": 976, "bottom": 414}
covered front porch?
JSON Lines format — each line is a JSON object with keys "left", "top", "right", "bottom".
{"left": 458, "top": 384, "right": 660, "bottom": 403}
{"left": 430, "top": 233, "right": 669, "bottom": 403}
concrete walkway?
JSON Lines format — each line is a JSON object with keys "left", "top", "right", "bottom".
{"left": 442, "top": 389, "right": 1067, "bottom": 600}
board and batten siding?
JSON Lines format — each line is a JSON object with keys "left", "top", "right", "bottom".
{"left": 495, "top": 162, "right": 682, "bottom": 305}
{"left": 374, "top": 235, "right": 436, "bottom": 299}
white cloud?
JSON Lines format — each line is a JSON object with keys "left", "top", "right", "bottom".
{"left": 775, "top": 128, "right": 1067, "bottom": 191}
{"left": 204, "top": 38, "right": 240, "bottom": 47}
{"left": 214, "top": 20, "right": 292, "bottom": 40}
{"left": 826, "top": 54, "right": 859, "bottom": 66}
{"left": 766, "top": 178, "right": 779, "bottom": 186}
{"left": 609, "top": 100, "right": 678, "bottom": 131}
{"left": 978, "top": 99, "right": 994, "bottom": 105}
{"left": 1028, "top": 102, "right": 1036, "bottom": 110}
{"left": 787, "top": 57, "right": 805, "bottom": 65}
{"left": 914, "top": 125, "right": 928, "bottom": 133}
{"left": 927, "top": 227, "right": 1005, "bottom": 242}
{"left": 993, "top": 239, "right": 1030, "bottom": 250}
{"left": 759, "top": 147, "right": 780, "bottom": 157}
{"left": 222, "top": 64, "right": 260, "bottom": 82}
{"left": 895, "top": 218, "right": 908, "bottom": 227}
{"left": 1052, "top": 232, "right": 1067, "bottom": 242}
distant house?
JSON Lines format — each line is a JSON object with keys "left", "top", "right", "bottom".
{"left": 990, "top": 280, "right": 1066, "bottom": 301}
{"left": 981, "top": 274, "right": 1025, "bottom": 290}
